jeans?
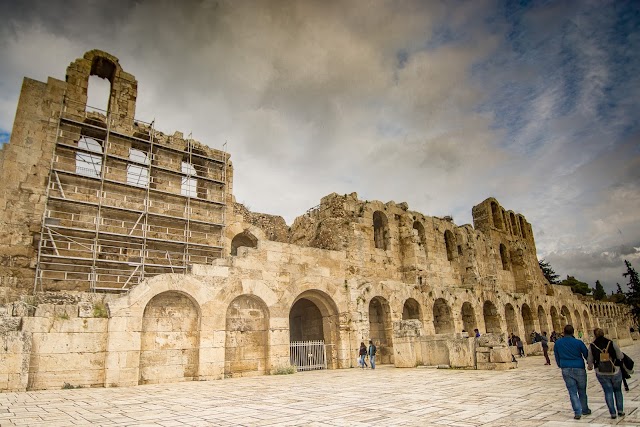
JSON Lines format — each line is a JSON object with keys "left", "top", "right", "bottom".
{"left": 359, "top": 354, "right": 367, "bottom": 368}
{"left": 596, "top": 371, "right": 623, "bottom": 415}
{"left": 561, "top": 368, "right": 589, "bottom": 416}
{"left": 543, "top": 346, "right": 550, "bottom": 364}
{"left": 369, "top": 355, "right": 376, "bottom": 369}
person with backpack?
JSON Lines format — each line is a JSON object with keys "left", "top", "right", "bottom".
{"left": 588, "top": 328, "right": 625, "bottom": 419}
{"left": 368, "top": 340, "right": 377, "bottom": 370}
{"left": 554, "top": 324, "right": 591, "bottom": 420}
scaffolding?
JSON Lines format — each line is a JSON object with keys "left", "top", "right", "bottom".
{"left": 34, "top": 97, "right": 227, "bottom": 292}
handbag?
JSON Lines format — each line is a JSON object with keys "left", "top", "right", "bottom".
{"left": 622, "top": 353, "right": 635, "bottom": 376}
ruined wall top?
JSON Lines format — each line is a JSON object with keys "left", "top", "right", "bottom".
{"left": 472, "top": 197, "right": 533, "bottom": 242}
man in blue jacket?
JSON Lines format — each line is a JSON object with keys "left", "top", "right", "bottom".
{"left": 554, "top": 324, "right": 591, "bottom": 419}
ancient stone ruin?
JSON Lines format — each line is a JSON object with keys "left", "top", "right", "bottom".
{"left": 0, "top": 50, "right": 634, "bottom": 391}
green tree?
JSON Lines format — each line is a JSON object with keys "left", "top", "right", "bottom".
{"left": 609, "top": 283, "right": 627, "bottom": 304}
{"left": 592, "top": 280, "right": 606, "bottom": 300}
{"left": 621, "top": 260, "right": 640, "bottom": 324}
{"left": 558, "top": 275, "right": 592, "bottom": 296}
{"left": 539, "top": 259, "right": 560, "bottom": 284}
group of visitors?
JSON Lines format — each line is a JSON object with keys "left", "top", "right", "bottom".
{"left": 554, "top": 325, "right": 634, "bottom": 420}
{"left": 357, "top": 340, "right": 377, "bottom": 369}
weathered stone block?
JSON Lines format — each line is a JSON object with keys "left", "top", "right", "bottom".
{"left": 490, "top": 347, "right": 513, "bottom": 363}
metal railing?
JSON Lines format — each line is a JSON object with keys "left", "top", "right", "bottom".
{"left": 289, "top": 340, "right": 327, "bottom": 371}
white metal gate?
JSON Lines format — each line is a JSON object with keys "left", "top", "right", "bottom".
{"left": 290, "top": 340, "right": 327, "bottom": 371}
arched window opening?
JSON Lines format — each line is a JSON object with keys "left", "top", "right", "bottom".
{"left": 499, "top": 243, "right": 509, "bottom": 270}
{"left": 505, "top": 303, "right": 518, "bottom": 336}
{"left": 510, "top": 212, "right": 518, "bottom": 236}
{"left": 181, "top": 161, "right": 197, "bottom": 197}
{"left": 521, "top": 304, "right": 535, "bottom": 342}
{"left": 373, "top": 211, "right": 388, "bottom": 250}
{"left": 491, "top": 201, "right": 503, "bottom": 230}
{"left": 483, "top": 301, "right": 501, "bottom": 333}
{"left": 412, "top": 221, "right": 427, "bottom": 249}
{"left": 519, "top": 216, "right": 527, "bottom": 239}
{"left": 402, "top": 298, "right": 421, "bottom": 320}
{"left": 86, "top": 75, "right": 111, "bottom": 114}
{"left": 76, "top": 136, "right": 103, "bottom": 178}
{"left": 461, "top": 302, "right": 477, "bottom": 333}
{"left": 230, "top": 231, "right": 258, "bottom": 256}
{"left": 433, "top": 298, "right": 454, "bottom": 334}
{"left": 444, "top": 230, "right": 456, "bottom": 261}
{"left": 127, "top": 147, "right": 150, "bottom": 187}
{"left": 86, "top": 56, "right": 116, "bottom": 114}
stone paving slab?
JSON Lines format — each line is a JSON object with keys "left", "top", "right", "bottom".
{"left": 1, "top": 343, "right": 639, "bottom": 426}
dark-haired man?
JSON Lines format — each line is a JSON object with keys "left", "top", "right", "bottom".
{"left": 554, "top": 324, "right": 591, "bottom": 420}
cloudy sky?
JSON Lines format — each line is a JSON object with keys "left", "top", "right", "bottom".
{"left": 0, "top": 0, "right": 638, "bottom": 293}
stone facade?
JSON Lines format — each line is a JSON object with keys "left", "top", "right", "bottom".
{"left": 0, "top": 51, "right": 635, "bottom": 391}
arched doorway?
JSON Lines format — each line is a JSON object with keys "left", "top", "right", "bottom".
{"left": 433, "top": 298, "right": 454, "bottom": 334}
{"left": 505, "top": 303, "right": 518, "bottom": 336}
{"left": 225, "top": 295, "right": 269, "bottom": 377}
{"left": 483, "top": 301, "right": 501, "bottom": 333}
{"left": 139, "top": 291, "right": 200, "bottom": 385}
{"left": 521, "top": 304, "right": 535, "bottom": 342}
{"left": 289, "top": 290, "right": 341, "bottom": 370}
{"left": 370, "top": 296, "right": 394, "bottom": 364}
{"left": 461, "top": 302, "right": 477, "bottom": 333}
{"left": 538, "top": 305, "right": 550, "bottom": 334}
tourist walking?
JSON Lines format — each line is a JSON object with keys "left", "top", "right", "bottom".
{"left": 515, "top": 336, "right": 525, "bottom": 357}
{"left": 541, "top": 331, "right": 551, "bottom": 365}
{"left": 554, "top": 324, "right": 591, "bottom": 420}
{"left": 368, "top": 340, "right": 377, "bottom": 370}
{"left": 358, "top": 342, "right": 368, "bottom": 368}
{"left": 588, "top": 328, "right": 624, "bottom": 419}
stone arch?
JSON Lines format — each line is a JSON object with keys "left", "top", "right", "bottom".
{"left": 461, "top": 302, "right": 477, "bottom": 333}
{"left": 413, "top": 221, "right": 427, "bottom": 252}
{"left": 225, "top": 295, "right": 269, "bottom": 378}
{"left": 86, "top": 55, "right": 116, "bottom": 113}
{"left": 550, "top": 306, "right": 562, "bottom": 333}
{"left": 510, "top": 212, "right": 518, "bottom": 236}
{"left": 231, "top": 230, "right": 258, "bottom": 256}
{"left": 369, "top": 296, "right": 394, "bottom": 364}
{"left": 583, "top": 309, "right": 592, "bottom": 337}
{"left": 373, "top": 211, "right": 389, "bottom": 250}
{"left": 573, "top": 309, "right": 583, "bottom": 336}
{"left": 289, "top": 290, "right": 341, "bottom": 369}
{"left": 519, "top": 216, "right": 527, "bottom": 238}
{"left": 402, "top": 298, "right": 422, "bottom": 320}
{"left": 561, "top": 305, "right": 573, "bottom": 327}
{"left": 505, "top": 303, "right": 518, "bottom": 336}
{"left": 521, "top": 304, "right": 535, "bottom": 342}
{"left": 499, "top": 243, "right": 510, "bottom": 270}
{"left": 139, "top": 291, "right": 200, "bottom": 385}
{"left": 537, "top": 305, "right": 550, "bottom": 334}
{"left": 444, "top": 230, "right": 456, "bottom": 262}
{"left": 491, "top": 201, "right": 503, "bottom": 230}
{"left": 433, "top": 298, "right": 454, "bottom": 334}
{"left": 483, "top": 301, "right": 501, "bottom": 333}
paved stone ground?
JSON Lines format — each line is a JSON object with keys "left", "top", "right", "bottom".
{"left": 1, "top": 344, "right": 639, "bottom": 427}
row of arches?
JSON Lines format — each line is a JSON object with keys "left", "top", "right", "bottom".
{"left": 491, "top": 201, "right": 527, "bottom": 239}
{"left": 589, "top": 303, "right": 626, "bottom": 318}
{"left": 135, "top": 287, "right": 594, "bottom": 384}
{"left": 373, "top": 210, "right": 461, "bottom": 263}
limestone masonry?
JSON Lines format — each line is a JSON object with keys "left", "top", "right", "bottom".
{"left": 0, "top": 50, "right": 634, "bottom": 391}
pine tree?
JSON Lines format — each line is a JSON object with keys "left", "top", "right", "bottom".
{"left": 622, "top": 260, "right": 640, "bottom": 324}
{"left": 592, "top": 280, "right": 606, "bottom": 300}
{"left": 539, "top": 259, "right": 559, "bottom": 284}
